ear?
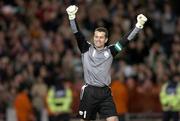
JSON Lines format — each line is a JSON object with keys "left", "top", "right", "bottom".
{"left": 105, "top": 38, "right": 108, "bottom": 43}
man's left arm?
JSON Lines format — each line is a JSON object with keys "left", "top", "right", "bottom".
{"left": 109, "top": 14, "right": 148, "bottom": 56}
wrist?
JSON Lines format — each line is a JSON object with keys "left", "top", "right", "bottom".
{"left": 136, "top": 22, "right": 143, "bottom": 29}
{"left": 68, "top": 14, "right": 76, "bottom": 20}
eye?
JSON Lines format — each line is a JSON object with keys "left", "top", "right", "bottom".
{"left": 95, "top": 36, "right": 100, "bottom": 39}
{"left": 100, "top": 36, "right": 105, "bottom": 39}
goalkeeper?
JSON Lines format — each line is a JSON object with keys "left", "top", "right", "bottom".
{"left": 66, "top": 5, "right": 147, "bottom": 121}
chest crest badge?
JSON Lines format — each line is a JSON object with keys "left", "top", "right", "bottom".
{"left": 104, "top": 51, "right": 109, "bottom": 58}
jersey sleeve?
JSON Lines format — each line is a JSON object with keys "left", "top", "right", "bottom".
{"left": 69, "top": 19, "right": 91, "bottom": 53}
{"left": 109, "top": 27, "right": 141, "bottom": 57}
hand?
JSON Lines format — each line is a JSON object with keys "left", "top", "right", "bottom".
{"left": 136, "top": 14, "right": 148, "bottom": 29}
{"left": 66, "top": 5, "right": 78, "bottom": 20}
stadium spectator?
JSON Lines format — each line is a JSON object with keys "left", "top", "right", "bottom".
{"left": 46, "top": 78, "right": 72, "bottom": 121}
{"left": 111, "top": 75, "right": 129, "bottom": 121}
{"left": 14, "top": 82, "right": 36, "bottom": 121}
{"left": 160, "top": 73, "right": 180, "bottom": 121}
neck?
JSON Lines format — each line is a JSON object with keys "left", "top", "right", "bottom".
{"left": 96, "top": 47, "right": 103, "bottom": 51}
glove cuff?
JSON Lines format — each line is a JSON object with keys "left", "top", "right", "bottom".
{"left": 136, "top": 22, "right": 143, "bottom": 29}
{"left": 68, "top": 14, "right": 76, "bottom": 20}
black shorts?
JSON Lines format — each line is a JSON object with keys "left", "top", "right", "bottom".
{"left": 77, "top": 84, "right": 117, "bottom": 120}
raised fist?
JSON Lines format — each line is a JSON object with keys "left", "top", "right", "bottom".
{"left": 136, "top": 14, "right": 148, "bottom": 29}
{"left": 66, "top": 5, "right": 78, "bottom": 20}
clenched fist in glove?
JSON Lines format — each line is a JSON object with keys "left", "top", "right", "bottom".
{"left": 136, "top": 14, "right": 148, "bottom": 29}
{"left": 66, "top": 5, "right": 78, "bottom": 20}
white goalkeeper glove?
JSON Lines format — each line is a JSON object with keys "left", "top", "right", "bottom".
{"left": 66, "top": 5, "right": 78, "bottom": 20}
{"left": 136, "top": 14, "right": 147, "bottom": 29}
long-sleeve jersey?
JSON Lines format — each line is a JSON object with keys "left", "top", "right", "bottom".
{"left": 70, "top": 19, "right": 141, "bottom": 87}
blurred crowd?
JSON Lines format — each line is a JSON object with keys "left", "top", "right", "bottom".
{"left": 0, "top": 0, "right": 179, "bottom": 121}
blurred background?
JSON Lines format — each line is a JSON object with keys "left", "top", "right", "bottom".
{"left": 0, "top": 0, "right": 179, "bottom": 121}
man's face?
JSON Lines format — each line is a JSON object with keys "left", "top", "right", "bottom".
{"left": 93, "top": 31, "right": 107, "bottom": 49}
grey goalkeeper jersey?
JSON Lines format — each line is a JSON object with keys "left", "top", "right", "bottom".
{"left": 70, "top": 19, "right": 141, "bottom": 87}
{"left": 82, "top": 45, "right": 113, "bottom": 87}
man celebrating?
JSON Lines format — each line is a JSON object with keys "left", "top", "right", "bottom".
{"left": 66, "top": 5, "right": 147, "bottom": 121}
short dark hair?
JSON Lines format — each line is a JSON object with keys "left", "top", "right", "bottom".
{"left": 95, "top": 27, "right": 108, "bottom": 38}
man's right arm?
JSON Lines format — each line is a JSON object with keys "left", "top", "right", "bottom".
{"left": 70, "top": 19, "right": 91, "bottom": 53}
{"left": 66, "top": 5, "right": 90, "bottom": 53}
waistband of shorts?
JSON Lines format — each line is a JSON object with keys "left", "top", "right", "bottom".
{"left": 86, "top": 84, "right": 110, "bottom": 89}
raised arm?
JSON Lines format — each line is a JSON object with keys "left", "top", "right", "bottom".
{"left": 109, "top": 14, "right": 148, "bottom": 56}
{"left": 66, "top": 5, "right": 90, "bottom": 53}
